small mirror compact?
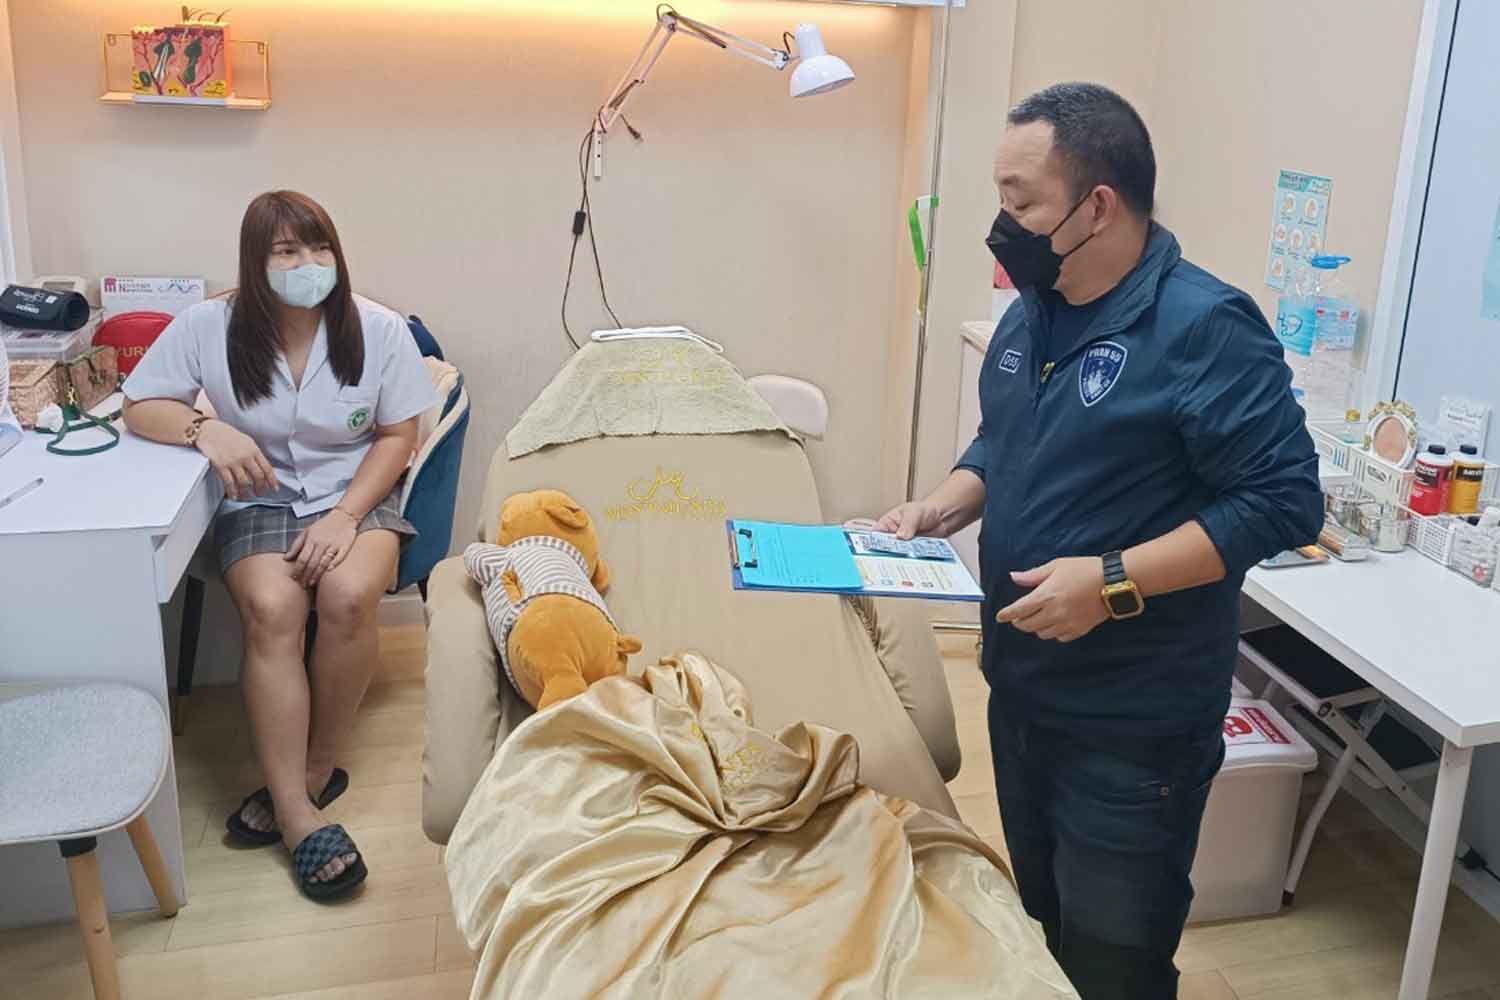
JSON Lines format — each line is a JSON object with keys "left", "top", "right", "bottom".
{"left": 1364, "top": 401, "right": 1419, "bottom": 469}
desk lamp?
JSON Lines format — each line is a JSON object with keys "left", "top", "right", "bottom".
{"left": 589, "top": 4, "right": 855, "bottom": 177}
{"left": 564, "top": 4, "right": 854, "bottom": 345}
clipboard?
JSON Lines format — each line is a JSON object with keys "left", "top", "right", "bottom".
{"left": 728, "top": 520, "right": 864, "bottom": 593}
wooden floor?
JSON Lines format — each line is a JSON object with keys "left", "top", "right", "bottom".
{"left": 2, "top": 627, "right": 1498, "bottom": 999}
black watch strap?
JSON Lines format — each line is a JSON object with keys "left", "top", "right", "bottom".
{"left": 1102, "top": 550, "right": 1127, "bottom": 586}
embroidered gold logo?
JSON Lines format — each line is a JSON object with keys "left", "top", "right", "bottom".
{"left": 606, "top": 467, "right": 727, "bottom": 522}
{"left": 718, "top": 742, "right": 768, "bottom": 792}
{"left": 606, "top": 345, "right": 730, "bottom": 389}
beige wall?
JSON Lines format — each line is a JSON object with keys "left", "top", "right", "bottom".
{"left": 898, "top": 0, "right": 1421, "bottom": 498}
{"left": 883, "top": 0, "right": 1019, "bottom": 506}
{"left": 1009, "top": 0, "right": 1158, "bottom": 123}
{"left": 1149, "top": 0, "right": 1422, "bottom": 340}
{"left": 10, "top": 0, "right": 923, "bottom": 541}
{"left": 1007, "top": 0, "right": 1420, "bottom": 330}
{"left": 9, "top": 1, "right": 1426, "bottom": 532}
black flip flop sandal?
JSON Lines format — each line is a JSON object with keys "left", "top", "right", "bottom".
{"left": 224, "top": 767, "right": 350, "bottom": 846}
{"left": 291, "top": 823, "right": 367, "bottom": 902}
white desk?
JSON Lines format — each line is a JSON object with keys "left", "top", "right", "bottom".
{"left": 0, "top": 422, "right": 218, "bottom": 927}
{"left": 1244, "top": 551, "right": 1500, "bottom": 1000}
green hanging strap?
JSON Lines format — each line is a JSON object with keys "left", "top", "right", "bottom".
{"left": 37, "top": 402, "right": 122, "bottom": 456}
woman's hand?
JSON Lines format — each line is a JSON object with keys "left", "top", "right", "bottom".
{"left": 287, "top": 508, "right": 359, "bottom": 588}
{"left": 195, "top": 420, "right": 278, "bottom": 501}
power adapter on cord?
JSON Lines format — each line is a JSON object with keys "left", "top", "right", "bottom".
{"left": 560, "top": 119, "right": 635, "bottom": 351}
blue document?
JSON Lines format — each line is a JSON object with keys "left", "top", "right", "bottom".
{"left": 731, "top": 520, "right": 864, "bottom": 592}
{"left": 728, "top": 520, "right": 984, "bottom": 602}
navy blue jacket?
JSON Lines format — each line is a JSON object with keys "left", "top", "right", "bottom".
{"left": 958, "top": 224, "right": 1323, "bottom": 751}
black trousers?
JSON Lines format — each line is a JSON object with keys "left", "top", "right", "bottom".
{"left": 989, "top": 700, "right": 1225, "bottom": 1000}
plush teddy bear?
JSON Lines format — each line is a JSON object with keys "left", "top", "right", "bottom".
{"left": 464, "top": 489, "right": 642, "bottom": 710}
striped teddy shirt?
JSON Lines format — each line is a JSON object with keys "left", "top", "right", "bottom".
{"left": 463, "top": 536, "right": 616, "bottom": 698}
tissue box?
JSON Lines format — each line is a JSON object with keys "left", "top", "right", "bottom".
{"left": 131, "top": 20, "right": 232, "bottom": 103}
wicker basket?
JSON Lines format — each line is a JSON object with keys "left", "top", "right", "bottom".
{"left": 5, "top": 346, "right": 118, "bottom": 428}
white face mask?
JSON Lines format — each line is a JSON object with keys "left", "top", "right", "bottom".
{"left": 267, "top": 263, "right": 337, "bottom": 309}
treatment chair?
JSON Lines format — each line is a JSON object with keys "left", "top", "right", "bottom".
{"left": 421, "top": 340, "right": 962, "bottom": 844}
{"left": 171, "top": 320, "right": 470, "bottom": 731}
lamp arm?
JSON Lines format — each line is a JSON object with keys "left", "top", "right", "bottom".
{"left": 595, "top": 11, "right": 791, "bottom": 136}
{"left": 669, "top": 13, "right": 791, "bottom": 70}
{"left": 596, "top": 18, "right": 674, "bottom": 134}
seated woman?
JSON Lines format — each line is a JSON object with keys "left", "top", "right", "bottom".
{"left": 123, "top": 190, "right": 436, "bottom": 900}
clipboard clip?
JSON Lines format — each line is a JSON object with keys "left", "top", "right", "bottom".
{"left": 729, "top": 526, "right": 759, "bottom": 570}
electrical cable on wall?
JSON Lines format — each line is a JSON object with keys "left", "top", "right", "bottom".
{"left": 560, "top": 3, "right": 851, "bottom": 352}
{"left": 561, "top": 118, "right": 634, "bottom": 352}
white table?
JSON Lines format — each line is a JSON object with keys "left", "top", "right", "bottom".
{"left": 1244, "top": 551, "right": 1500, "bottom": 1000}
{"left": 0, "top": 419, "right": 218, "bottom": 927}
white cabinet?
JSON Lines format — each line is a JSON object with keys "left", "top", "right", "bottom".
{"left": 951, "top": 321, "right": 992, "bottom": 583}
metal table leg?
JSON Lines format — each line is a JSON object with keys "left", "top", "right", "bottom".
{"left": 1398, "top": 740, "right": 1473, "bottom": 1000}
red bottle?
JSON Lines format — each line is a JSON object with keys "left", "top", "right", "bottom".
{"left": 1409, "top": 445, "right": 1455, "bottom": 516}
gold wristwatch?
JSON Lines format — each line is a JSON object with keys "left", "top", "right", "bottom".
{"left": 1101, "top": 550, "right": 1144, "bottom": 620}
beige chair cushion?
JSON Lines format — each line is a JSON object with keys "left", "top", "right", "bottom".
{"left": 422, "top": 431, "right": 960, "bottom": 843}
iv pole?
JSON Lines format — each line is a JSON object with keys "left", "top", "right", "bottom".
{"left": 905, "top": 0, "right": 955, "bottom": 504}
{"left": 908, "top": 0, "right": 979, "bottom": 640}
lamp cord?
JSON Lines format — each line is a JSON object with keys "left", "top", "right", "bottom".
{"left": 561, "top": 122, "right": 626, "bottom": 351}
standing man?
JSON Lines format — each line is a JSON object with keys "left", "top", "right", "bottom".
{"left": 878, "top": 83, "right": 1323, "bottom": 998}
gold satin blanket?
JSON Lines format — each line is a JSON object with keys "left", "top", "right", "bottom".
{"left": 446, "top": 653, "right": 1077, "bottom": 999}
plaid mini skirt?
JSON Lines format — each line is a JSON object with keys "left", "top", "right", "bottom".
{"left": 213, "top": 482, "right": 416, "bottom": 573}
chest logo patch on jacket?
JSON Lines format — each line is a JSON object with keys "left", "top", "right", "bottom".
{"left": 998, "top": 348, "right": 1023, "bottom": 374}
{"left": 1079, "top": 341, "right": 1127, "bottom": 407}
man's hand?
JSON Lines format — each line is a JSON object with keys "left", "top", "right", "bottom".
{"left": 996, "top": 557, "right": 1110, "bottom": 643}
{"left": 873, "top": 501, "right": 948, "bottom": 540}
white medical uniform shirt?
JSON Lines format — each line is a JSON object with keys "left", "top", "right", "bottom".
{"left": 123, "top": 294, "right": 438, "bottom": 516}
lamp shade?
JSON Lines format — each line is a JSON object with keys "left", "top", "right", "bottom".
{"left": 789, "top": 24, "right": 854, "bottom": 98}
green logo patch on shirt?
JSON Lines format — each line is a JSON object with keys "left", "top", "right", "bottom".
{"left": 348, "top": 406, "right": 372, "bottom": 431}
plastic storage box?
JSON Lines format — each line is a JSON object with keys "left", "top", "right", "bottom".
{"left": 1, "top": 313, "right": 100, "bottom": 362}
{"left": 1188, "top": 697, "right": 1317, "bottom": 923}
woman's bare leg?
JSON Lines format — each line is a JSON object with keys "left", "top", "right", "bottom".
{"left": 305, "top": 529, "right": 398, "bottom": 802}
{"left": 224, "top": 554, "right": 311, "bottom": 836}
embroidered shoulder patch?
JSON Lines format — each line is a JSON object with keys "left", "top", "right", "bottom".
{"left": 1079, "top": 342, "right": 1128, "bottom": 407}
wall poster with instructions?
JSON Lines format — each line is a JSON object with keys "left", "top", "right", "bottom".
{"left": 1265, "top": 169, "right": 1332, "bottom": 290}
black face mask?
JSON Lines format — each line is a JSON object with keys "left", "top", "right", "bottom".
{"left": 985, "top": 192, "right": 1096, "bottom": 290}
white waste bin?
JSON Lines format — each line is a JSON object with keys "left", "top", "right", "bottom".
{"left": 1188, "top": 697, "right": 1317, "bottom": 923}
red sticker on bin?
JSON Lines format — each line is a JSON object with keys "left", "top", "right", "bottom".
{"left": 1223, "top": 705, "right": 1291, "bottom": 746}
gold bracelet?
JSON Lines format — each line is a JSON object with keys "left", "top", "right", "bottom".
{"left": 184, "top": 415, "right": 211, "bottom": 448}
{"left": 330, "top": 506, "right": 360, "bottom": 523}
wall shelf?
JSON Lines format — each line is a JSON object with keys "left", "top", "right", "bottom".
{"left": 98, "top": 91, "right": 269, "bottom": 111}
{"left": 99, "top": 34, "right": 270, "bottom": 110}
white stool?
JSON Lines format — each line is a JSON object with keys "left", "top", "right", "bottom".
{"left": 0, "top": 683, "right": 178, "bottom": 1000}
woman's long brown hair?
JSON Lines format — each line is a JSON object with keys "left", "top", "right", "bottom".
{"left": 226, "top": 191, "right": 363, "bottom": 406}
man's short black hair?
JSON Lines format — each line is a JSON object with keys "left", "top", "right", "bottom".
{"left": 1008, "top": 82, "right": 1156, "bottom": 217}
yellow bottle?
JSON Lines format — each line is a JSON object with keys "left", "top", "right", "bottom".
{"left": 1448, "top": 444, "right": 1486, "bottom": 515}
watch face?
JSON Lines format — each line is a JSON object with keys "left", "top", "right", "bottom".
{"left": 1107, "top": 588, "right": 1143, "bottom": 617}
